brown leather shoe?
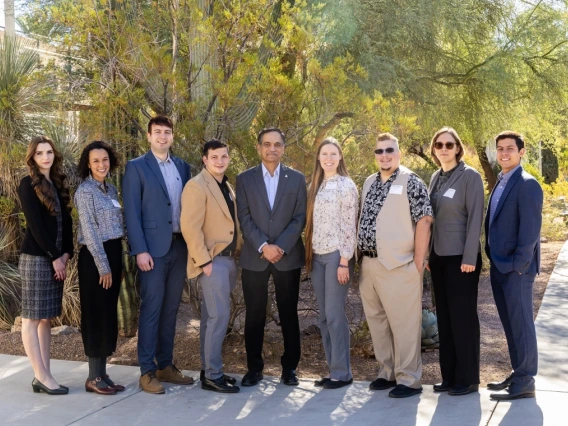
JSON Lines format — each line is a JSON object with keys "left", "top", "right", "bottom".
{"left": 139, "top": 371, "right": 165, "bottom": 394}
{"left": 156, "top": 365, "right": 194, "bottom": 385}
{"left": 103, "top": 374, "right": 125, "bottom": 392}
{"left": 85, "top": 377, "right": 117, "bottom": 395}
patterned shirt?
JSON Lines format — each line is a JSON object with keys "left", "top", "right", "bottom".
{"left": 153, "top": 152, "right": 183, "bottom": 233}
{"left": 312, "top": 175, "right": 359, "bottom": 259}
{"left": 75, "top": 176, "right": 125, "bottom": 276}
{"left": 358, "top": 168, "right": 433, "bottom": 252}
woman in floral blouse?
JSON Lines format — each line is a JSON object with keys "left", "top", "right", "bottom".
{"left": 75, "top": 141, "right": 125, "bottom": 395}
{"left": 305, "top": 137, "right": 359, "bottom": 389}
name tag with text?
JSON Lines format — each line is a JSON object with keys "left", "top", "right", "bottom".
{"left": 389, "top": 185, "right": 403, "bottom": 195}
{"left": 443, "top": 188, "right": 456, "bottom": 199}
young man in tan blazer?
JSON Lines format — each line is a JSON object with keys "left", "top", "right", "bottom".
{"left": 180, "top": 139, "right": 242, "bottom": 393}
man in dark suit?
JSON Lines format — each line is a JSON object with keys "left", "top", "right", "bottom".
{"left": 485, "top": 131, "right": 543, "bottom": 401}
{"left": 123, "top": 116, "right": 193, "bottom": 394}
{"left": 236, "top": 127, "right": 307, "bottom": 387}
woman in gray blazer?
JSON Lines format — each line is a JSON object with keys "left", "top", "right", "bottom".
{"left": 427, "top": 127, "right": 484, "bottom": 396}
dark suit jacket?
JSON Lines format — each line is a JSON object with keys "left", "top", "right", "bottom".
{"left": 484, "top": 167, "right": 543, "bottom": 275}
{"left": 123, "top": 151, "right": 191, "bottom": 258}
{"left": 18, "top": 175, "right": 74, "bottom": 261}
{"left": 428, "top": 161, "right": 484, "bottom": 265}
{"left": 236, "top": 163, "right": 307, "bottom": 272}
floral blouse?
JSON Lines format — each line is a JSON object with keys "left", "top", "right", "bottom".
{"left": 312, "top": 175, "right": 359, "bottom": 259}
{"left": 75, "top": 176, "right": 125, "bottom": 276}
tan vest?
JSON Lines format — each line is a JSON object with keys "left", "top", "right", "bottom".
{"left": 360, "top": 167, "right": 415, "bottom": 270}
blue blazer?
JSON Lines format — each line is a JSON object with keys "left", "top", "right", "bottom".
{"left": 123, "top": 151, "right": 191, "bottom": 258}
{"left": 484, "top": 167, "right": 543, "bottom": 275}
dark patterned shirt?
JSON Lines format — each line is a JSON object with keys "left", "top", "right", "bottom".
{"left": 358, "top": 168, "right": 433, "bottom": 252}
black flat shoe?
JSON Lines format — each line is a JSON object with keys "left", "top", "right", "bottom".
{"left": 314, "top": 377, "right": 331, "bottom": 387}
{"left": 200, "top": 370, "right": 237, "bottom": 385}
{"left": 369, "top": 378, "right": 397, "bottom": 390}
{"left": 322, "top": 378, "right": 353, "bottom": 389}
{"left": 449, "top": 384, "right": 479, "bottom": 396}
{"left": 388, "top": 384, "right": 423, "bottom": 398}
{"left": 281, "top": 370, "right": 299, "bottom": 386}
{"left": 32, "top": 378, "right": 68, "bottom": 395}
{"left": 241, "top": 371, "right": 263, "bottom": 387}
{"left": 433, "top": 381, "right": 451, "bottom": 392}
{"left": 490, "top": 388, "right": 535, "bottom": 401}
{"left": 201, "top": 377, "right": 240, "bottom": 393}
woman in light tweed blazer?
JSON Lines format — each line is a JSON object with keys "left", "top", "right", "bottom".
{"left": 427, "top": 127, "right": 485, "bottom": 396}
{"left": 75, "top": 141, "right": 125, "bottom": 396}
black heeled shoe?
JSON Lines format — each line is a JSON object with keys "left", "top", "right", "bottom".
{"left": 32, "top": 378, "right": 68, "bottom": 395}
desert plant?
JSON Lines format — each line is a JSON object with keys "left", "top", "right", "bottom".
{"left": 0, "top": 227, "right": 22, "bottom": 330}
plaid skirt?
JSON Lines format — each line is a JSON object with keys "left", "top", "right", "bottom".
{"left": 19, "top": 254, "right": 64, "bottom": 319}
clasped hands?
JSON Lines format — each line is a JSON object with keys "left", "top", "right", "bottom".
{"left": 52, "top": 253, "right": 70, "bottom": 281}
{"left": 261, "top": 244, "right": 284, "bottom": 263}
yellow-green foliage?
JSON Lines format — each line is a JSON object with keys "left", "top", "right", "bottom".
{"left": 0, "top": 196, "right": 15, "bottom": 218}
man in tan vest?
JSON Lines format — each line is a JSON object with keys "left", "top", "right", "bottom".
{"left": 358, "top": 133, "right": 433, "bottom": 398}
{"left": 181, "top": 139, "right": 242, "bottom": 393}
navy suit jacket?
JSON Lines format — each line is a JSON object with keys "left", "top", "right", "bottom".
{"left": 484, "top": 167, "right": 543, "bottom": 275}
{"left": 123, "top": 151, "right": 191, "bottom": 258}
{"left": 236, "top": 163, "right": 307, "bottom": 272}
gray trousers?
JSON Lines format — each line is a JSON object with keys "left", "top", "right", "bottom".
{"left": 311, "top": 250, "right": 353, "bottom": 381}
{"left": 198, "top": 256, "right": 237, "bottom": 379}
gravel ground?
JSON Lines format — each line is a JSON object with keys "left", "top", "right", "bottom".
{"left": 0, "top": 241, "right": 563, "bottom": 386}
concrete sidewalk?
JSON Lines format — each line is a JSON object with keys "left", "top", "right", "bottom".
{"left": 1, "top": 242, "right": 568, "bottom": 425}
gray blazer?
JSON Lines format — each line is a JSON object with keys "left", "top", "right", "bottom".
{"left": 428, "top": 161, "right": 484, "bottom": 265}
{"left": 236, "top": 163, "right": 307, "bottom": 272}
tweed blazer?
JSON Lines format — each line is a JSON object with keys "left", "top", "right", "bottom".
{"left": 428, "top": 161, "right": 484, "bottom": 265}
{"left": 180, "top": 169, "right": 243, "bottom": 279}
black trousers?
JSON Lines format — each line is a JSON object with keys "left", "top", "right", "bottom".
{"left": 429, "top": 250, "right": 482, "bottom": 386}
{"left": 78, "top": 238, "right": 122, "bottom": 358}
{"left": 241, "top": 265, "right": 301, "bottom": 373}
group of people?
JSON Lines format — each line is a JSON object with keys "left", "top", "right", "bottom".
{"left": 17, "top": 115, "right": 543, "bottom": 403}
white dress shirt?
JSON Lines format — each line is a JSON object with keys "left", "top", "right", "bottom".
{"left": 258, "top": 163, "right": 281, "bottom": 252}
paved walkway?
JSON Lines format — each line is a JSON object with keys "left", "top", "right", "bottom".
{"left": 1, "top": 241, "right": 568, "bottom": 425}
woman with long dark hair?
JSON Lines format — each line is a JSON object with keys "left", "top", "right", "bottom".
{"left": 427, "top": 127, "right": 485, "bottom": 396}
{"left": 75, "top": 141, "right": 125, "bottom": 395}
{"left": 18, "top": 136, "right": 73, "bottom": 395}
{"left": 305, "top": 137, "right": 359, "bottom": 389}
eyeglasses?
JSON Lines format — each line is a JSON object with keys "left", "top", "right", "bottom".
{"left": 374, "top": 147, "right": 396, "bottom": 155}
{"left": 434, "top": 142, "right": 456, "bottom": 150}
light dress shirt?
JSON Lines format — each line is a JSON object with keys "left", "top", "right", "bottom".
{"left": 258, "top": 163, "right": 281, "bottom": 252}
{"left": 153, "top": 152, "right": 183, "bottom": 233}
{"left": 488, "top": 164, "right": 521, "bottom": 245}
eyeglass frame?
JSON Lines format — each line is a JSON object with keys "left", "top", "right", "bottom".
{"left": 374, "top": 147, "right": 397, "bottom": 155}
{"left": 434, "top": 142, "right": 456, "bottom": 150}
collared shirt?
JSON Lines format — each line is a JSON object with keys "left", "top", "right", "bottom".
{"left": 262, "top": 163, "right": 280, "bottom": 209}
{"left": 215, "top": 174, "right": 237, "bottom": 252}
{"left": 75, "top": 176, "right": 125, "bottom": 276}
{"left": 489, "top": 164, "right": 521, "bottom": 225}
{"left": 312, "top": 175, "right": 359, "bottom": 259}
{"left": 430, "top": 163, "right": 459, "bottom": 213}
{"left": 358, "top": 168, "right": 433, "bottom": 252}
{"left": 153, "top": 151, "right": 183, "bottom": 233}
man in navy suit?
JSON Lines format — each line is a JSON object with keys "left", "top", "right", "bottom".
{"left": 485, "top": 131, "right": 543, "bottom": 401}
{"left": 123, "top": 116, "right": 193, "bottom": 394}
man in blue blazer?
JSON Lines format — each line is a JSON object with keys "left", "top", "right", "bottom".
{"left": 123, "top": 116, "right": 193, "bottom": 394}
{"left": 484, "top": 131, "right": 543, "bottom": 401}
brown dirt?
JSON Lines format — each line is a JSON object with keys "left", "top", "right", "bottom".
{"left": 0, "top": 241, "right": 563, "bottom": 386}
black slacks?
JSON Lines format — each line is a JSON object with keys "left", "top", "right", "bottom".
{"left": 429, "top": 250, "right": 482, "bottom": 386}
{"left": 241, "top": 265, "right": 301, "bottom": 373}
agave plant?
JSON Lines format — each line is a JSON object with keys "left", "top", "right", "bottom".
{"left": 0, "top": 227, "right": 21, "bottom": 330}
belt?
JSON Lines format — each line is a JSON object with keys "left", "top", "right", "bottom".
{"left": 217, "top": 249, "right": 234, "bottom": 257}
{"left": 172, "top": 233, "right": 183, "bottom": 241}
{"left": 361, "top": 250, "right": 377, "bottom": 258}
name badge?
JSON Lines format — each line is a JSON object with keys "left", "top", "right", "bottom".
{"left": 443, "top": 188, "right": 456, "bottom": 199}
{"left": 325, "top": 181, "right": 338, "bottom": 190}
{"left": 111, "top": 199, "right": 122, "bottom": 208}
{"left": 389, "top": 185, "right": 403, "bottom": 195}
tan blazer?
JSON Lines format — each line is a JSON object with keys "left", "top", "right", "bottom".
{"left": 180, "top": 169, "right": 243, "bottom": 279}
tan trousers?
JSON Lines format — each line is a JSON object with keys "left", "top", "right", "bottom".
{"left": 359, "top": 256, "right": 423, "bottom": 388}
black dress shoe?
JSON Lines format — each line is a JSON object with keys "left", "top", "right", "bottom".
{"left": 314, "top": 377, "right": 331, "bottom": 387}
{"left": 281, "top": 370, "right": 299, "bottom": 386}
{"left": 369, "top": 378, "right": 397, "bottom": 390}
{"left": 490, "top": 388, "right": 535, "bottom": 401}
{"left": 200, "top": 370, "right": 237, "bottom": 385}
{"left": 433, "top": 381, "right": 451, "bottom": 392}
{"left": 201, "top": 376, "right": 240, "bottom": 393}
{"left": 322, "top": 378, "right": 353, "bottom": 389}
{"left": 388, "top": 384, "right": 423, "bottom": 398}
{"left": 31, "top": 378, "right": 68, "bottom": 395}
{"left": 487, "top": 374, "right": 513, "bottom": 391}
{"left": 241, "top": 371, "right": 263, "bottom": 387}
{"left": 449, "top": 384, "right": 479, "bottom": 396}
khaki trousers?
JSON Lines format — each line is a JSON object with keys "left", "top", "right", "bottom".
{"left": 359, "top": 256, "right": 423, "bottom": 388}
